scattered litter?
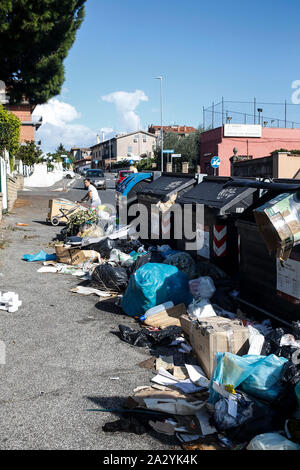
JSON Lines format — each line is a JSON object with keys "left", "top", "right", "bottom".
{"left": 246, "top": 432, "right": 300, "bottom": 451}
{"left": 71, "top": 286, "right": 111, "bottom": 297}
{"left": 23, "top": 250, "right": 57, "bottom": 262}
{"left": 0, "top": 292, "right": 22, "bottom": 313}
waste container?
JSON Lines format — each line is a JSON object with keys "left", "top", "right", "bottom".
{"left": 235, "top": 178, "right": 300, "bottom": 324}
{"left": 116, "top": 172, "right": 156, "bottom": 226}
{"left": 175, "top": 176, "right": 258, "bottom": 276}
{"left": 136, "top": 172, "right": 197, "bottom": 245}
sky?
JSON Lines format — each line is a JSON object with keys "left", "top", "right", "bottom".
{"left": 33, "top": 0, "right": 300, "bottom": 152}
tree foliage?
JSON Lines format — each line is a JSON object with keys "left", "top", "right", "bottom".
{"left": 136, "top": 157, "right": 156, "bottom": 171}
{"left": 0, "top": 104, "right": 21, "bottom": 158}
{"left": 0, "top": 0, "right": 86, "bottom": 105}
{"left": 16, "top": 140, "right": 43, "bottom": 167}
{"left": 47, "top": 143, "right": 72, "bottom": 169}
{"left": 154, "top": 127, "right": 203, "bottom": 171}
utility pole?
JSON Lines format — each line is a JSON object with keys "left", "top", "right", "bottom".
{"left": 155, "top": 76, "right": 163, "bottom": 172}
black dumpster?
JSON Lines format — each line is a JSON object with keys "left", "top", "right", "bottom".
{"left": 236, "top": 178, "right": 300, "bottom": 324}
{"left": 136, "top": 172, "right": 197, "bottom": 244}
{"left": 175, "top": 176, "right": 258, "bottom": 276}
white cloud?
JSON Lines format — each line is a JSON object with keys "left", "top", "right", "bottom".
{"left": 102, "top": 90, "right": 148, "bottom": 132}
{"left": 33, "top": 98, "right": 97, "bottom": 152}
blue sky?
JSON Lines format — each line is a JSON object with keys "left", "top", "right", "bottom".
{"left": 34, "top": 0, "right": 300, "bottom": 151}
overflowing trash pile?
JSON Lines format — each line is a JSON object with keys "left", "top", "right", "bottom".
{"left": 22, "top": 197, "right": 300, "bottom": 451}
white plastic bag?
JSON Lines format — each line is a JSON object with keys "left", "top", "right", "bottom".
{"left": 189, "top": 276, "right": 215, "bottom": 300}
{"left": 247, "top": 433, "right": 300, "bottom": 450}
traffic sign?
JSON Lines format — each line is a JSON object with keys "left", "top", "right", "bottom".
{"left": 171, "top": 154, "right": 181, "bottom": 158}
{"left": 163, "top": 149, "right": 174, "bottom": 154}
{"left": 130, "top": 159, "right": 135, "bottom": 165}
{"left": 211, "top": 156, "right": 220, "bottom": 168}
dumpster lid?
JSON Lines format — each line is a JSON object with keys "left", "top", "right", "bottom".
{"left": 116, "top": 172, "right": 152, "bottom": 197}
{"left": 223, "top": 178, "right": 300, "bottom": 192}
{"left": 137, "top": 172, "right": 196, "bottom": 199}
{"left": 177, "top": 176, "right": 257, "bottom": 215}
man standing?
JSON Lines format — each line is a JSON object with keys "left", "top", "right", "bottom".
{"left": 80, "top": 178, "right": 101, "bottom": 210}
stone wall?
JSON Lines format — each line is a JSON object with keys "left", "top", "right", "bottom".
{"left": 7, "top": 176, "right": 18, "bottom": 211}
{"left": 0, "top": 193, "right": 2, "bottom": 223}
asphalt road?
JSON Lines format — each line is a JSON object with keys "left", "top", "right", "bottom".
{"left": 0, "top": 176, "right": 180, "bottom": 450}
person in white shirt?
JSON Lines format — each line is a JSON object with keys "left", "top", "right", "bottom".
{"left": 80, "top": 178, "right": 101, "bottom": 209}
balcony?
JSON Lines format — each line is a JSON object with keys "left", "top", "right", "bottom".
{"left": 22, "top": 115, "right": 43, "bottom": 129}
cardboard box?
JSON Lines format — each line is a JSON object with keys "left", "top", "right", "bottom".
{"left": 47, "top": 199, "right": 80, "bottom": 224}
{"left": 180, "top": 315, "right": 249, "bottom": 378}
{"left": 254, "top": 191, "right": 300, "bottom": 261}
{"left": 55, "top": 245, "right": 100, "bottom": 265}
{"left": 144, "top": 303, "right": 187, "bottom": 328}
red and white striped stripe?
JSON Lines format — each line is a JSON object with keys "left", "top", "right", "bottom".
{"left": 213, "top": 224, "right": 227, "bottom": 257}
{"left": 161, "top": 211, "right": 171, "bottom": 237}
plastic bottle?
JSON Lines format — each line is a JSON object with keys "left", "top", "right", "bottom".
{"left": 140, "top": 301, "right": 174, "bottom": 322}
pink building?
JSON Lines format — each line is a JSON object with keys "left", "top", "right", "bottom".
{"left": 200, "top": 125, "right": 300, "bottom": 176}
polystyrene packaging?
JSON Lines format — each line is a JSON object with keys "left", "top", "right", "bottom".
{"left": 247, "top": 433, "right": 300, "bottom": 450}
{"left": 187, "top": 299, "right": 217, "bottom": 320}
{"left": 144, "top": 302, "right": 174, "bottom": 319}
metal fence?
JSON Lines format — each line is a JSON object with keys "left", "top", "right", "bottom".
{"left": 203, "top": 98, "right": 300, "bottom": 130}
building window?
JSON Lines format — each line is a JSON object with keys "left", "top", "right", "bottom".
{"left": 143, "top": 136, "right": 147, "bottom": 142}
{"left": 128, "top": 146, "right": 133, "bottom": 153}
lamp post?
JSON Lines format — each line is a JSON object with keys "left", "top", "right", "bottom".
{"left": 155, "top": 76, "right": 163, "bottom": 171}
{"left": 257, "top": 108, "right": 263, "bottom": 125}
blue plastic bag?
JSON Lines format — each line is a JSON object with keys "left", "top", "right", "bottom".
{"left": 209, "top": 352, "right": 288, "bottom": 404}
{"left": 121, "top": 263, "right": 192, "bottom": 317}
{"left": 23, "top": 250, "right": 57, "bottom": 262}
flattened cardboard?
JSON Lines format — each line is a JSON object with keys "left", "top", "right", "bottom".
{"left": 254, "top": 191, "right": 300, "bottom": 261}
{"left": 144, "top": 303, "right": 187, "bottom": 328}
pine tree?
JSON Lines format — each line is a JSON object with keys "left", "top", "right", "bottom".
{"left": 0, "top": 0, "right": 86, "bottom": 106}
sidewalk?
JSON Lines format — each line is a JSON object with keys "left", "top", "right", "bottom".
{"left": 0, "top": 192, "right": 179, "bottom": 450}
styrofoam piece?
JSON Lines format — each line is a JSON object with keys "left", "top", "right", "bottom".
{"left": 0, "top": 291, "right": 22, "bottom": 313}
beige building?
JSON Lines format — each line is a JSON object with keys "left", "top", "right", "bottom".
{"left": 231, "top": 151, "right": 300, "bottom": 179}
{"left": 90, "top": 131, "right": 157, "bottom": 168}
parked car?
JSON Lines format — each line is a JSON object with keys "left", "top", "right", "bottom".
{"left": 117, "top": 170, "right": 134, "bottom": 185}
{"left": 84, "top": 169, "right": 106, "bottom": 190}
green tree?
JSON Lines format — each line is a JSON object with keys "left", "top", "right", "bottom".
{"left": 0, "top": 0, "right": 86, "bottom": 105}
{"left": 0, "top": 104, "right": 21, "bottom": 170}
{"left": 154, "top": 127, "right": 203, "bottom": 171}
{"left": 16, "top": 140, "right": 43, "bottom": 167}
{"left": 48, "top": 143, "right": 72, "bottom": 169}
{"left": 136, "top": 157, "right": 156, "bottom": 171}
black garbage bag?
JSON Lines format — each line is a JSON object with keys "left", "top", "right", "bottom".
{"left": 118, "top": 325, "right": 182, "bottom": 348}
{"left": 281, "top": 360, "right": 300, "bottom": 386}
{"left": 292, "top": 321, "right": 300, "bottom": 340}
{"left": 88, "top": 238, "right": 116, "bottom": 258}
{"left": 211, "top": 286, "right": 237, "bottom": 312}
{"left": 91, "top": 264, "right": 128, "bottom": 292}
{"left": 226, "top": 405, "right": 285, "bottom": 444}
{"left": 128, "top": 253, "right": 152, "bottom": 275}
{"left": 148, "top": 247, "right": 164, "bottom": 263}
{"left": 114, "top": 238, "right": 143, "bottom": 254}
{"left": 65, "top": 236, "right": 82, "bottom": 246}
{"left": 261, "top": 327, "right": 287, "bottom": 356}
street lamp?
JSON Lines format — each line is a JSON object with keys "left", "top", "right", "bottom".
{"left": 155, "top": 76, "right": 163, "bottom": 172}
{"left": 257, "top": 108, "right": 263, "bottom": 125}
